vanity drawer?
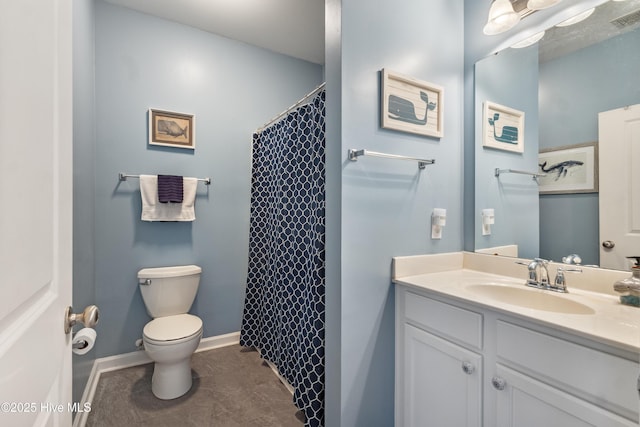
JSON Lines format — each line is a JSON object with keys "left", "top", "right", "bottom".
{"left": 404, "top": 291, "right": 483, "bottom": 350}
{"left": 496, "top": 321, "right": 639, "bottom": 421}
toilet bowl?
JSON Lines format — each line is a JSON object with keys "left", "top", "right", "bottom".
{"left": 138, "top": 265, "right": 203, "bottom": 400}
{"left": 143, "top": 314, "right": 203, "bottom": 399}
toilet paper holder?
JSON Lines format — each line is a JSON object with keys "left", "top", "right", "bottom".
{"left": 72, "top": 339, "right": 89, "bottom": 350}
{"left": 64, "top": 305, "right": 100, "bottom": 334}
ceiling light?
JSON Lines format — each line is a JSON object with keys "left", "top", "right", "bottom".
{"left": 527, "top": 0, "right": 562, "bottom": 11}
{"left": 483, "top": 0, "right": 521, "bottom": 35}
{"left": 511, "top": 31, "right": 545, "bottom": 48}
{"left": 556, "top": 8, "right": 595, "bottom": 27}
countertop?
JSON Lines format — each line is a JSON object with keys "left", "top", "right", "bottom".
{"left": 393, "top": 253, "right": 640, "bottom": 354}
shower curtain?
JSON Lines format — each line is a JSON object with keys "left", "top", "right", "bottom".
{"left": 240, "top": 90, "right": 325, "bottom": 427}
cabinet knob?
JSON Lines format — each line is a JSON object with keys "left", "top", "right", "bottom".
{"left": 492, "top": 376, "right": 506, "bottom": 391}
{"left": 462, "top": 362, "right": 475, "bottom": 375}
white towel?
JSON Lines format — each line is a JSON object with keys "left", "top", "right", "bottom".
{"left": 140, "top": 175, "right": 197, "bottom": 221}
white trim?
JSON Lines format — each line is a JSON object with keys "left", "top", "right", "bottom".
{"left": 73, "top": 331, "right": 240, "bottom": 427}
{"left": 263, "top": 358, "right": 295, "bottom": 395}
{"left": 195, "top": 331, "right": 241, "bottom": 353}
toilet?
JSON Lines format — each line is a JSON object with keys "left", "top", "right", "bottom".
{"left": 138, "top": 265, "right": 203, "bottom": 400}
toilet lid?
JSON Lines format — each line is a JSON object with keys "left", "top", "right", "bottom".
{"left": 143, "top": 314, "right": 203, "bottom": 342}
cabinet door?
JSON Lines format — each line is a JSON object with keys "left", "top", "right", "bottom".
{"left": 402, "top": 324, "right": 481, "bottom": 427}
{"left": 494, "top": 364, "right": 637, "bottom": 427}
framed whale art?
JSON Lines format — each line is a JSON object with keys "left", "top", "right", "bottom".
{"left": 482, "top": 101, "right": 524, "bottom": 153}
{"left": 148, "top": 108, "right": 195, "bottom": 149}
{"left": 538, "top": 142, "right": 598, "bottom": 195}
{"left": 381, "top": 69, "right": 443, "bottom": 138}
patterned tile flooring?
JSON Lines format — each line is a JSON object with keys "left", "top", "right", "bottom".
{"left": 85, "top": 345, "right": 304, "bottom": 427}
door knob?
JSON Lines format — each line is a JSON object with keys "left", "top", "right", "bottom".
{"left": 602, "top": 240, "right": 615, "bottom": 249}
{"left": 64, "top": 305, "right": 99, "bottom": 334}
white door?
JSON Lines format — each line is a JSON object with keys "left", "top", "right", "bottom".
{"left": 0, "top": 1, "right": 73, "bottom": 426}
{"left": 599, "top": 104, "right": 640, "bottom": 270}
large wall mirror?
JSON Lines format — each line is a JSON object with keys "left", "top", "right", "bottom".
{"left": 474, "top": 0, "right": 640, "bottom": 270}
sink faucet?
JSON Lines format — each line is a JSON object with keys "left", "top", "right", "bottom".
{"left": 516, "top": 258, "right": 581, "bottom": 293}
{"left": 562, "top": 254, "right": 582, "bottom": 265}
{"left": 516, "top": 258, "right": 550, "bottom": 289}
{"left": 552, "top": 266, "right": 582, "bottom": 293}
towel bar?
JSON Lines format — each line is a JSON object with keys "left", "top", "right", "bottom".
{"left": 348, "top": 149, "right": 435, "bottom": 170}
{"left": 119, "top": 172, "right": 211, "bottom": 185}
{"left": 494, "top": 168, "right": 546, "bottom": 184}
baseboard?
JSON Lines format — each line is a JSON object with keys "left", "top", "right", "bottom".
{"left": 73, "top": 331, "right": 240, "bottom": 427}
{"left": 263, "top": 358, "right": 295, "bottom": 395}
{"left": 195, "top": 331, "right": 241, "bottom": 353}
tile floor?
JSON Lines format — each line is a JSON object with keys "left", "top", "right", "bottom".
{"left": 85, "top": 345, "right": 304, "bottom": 427}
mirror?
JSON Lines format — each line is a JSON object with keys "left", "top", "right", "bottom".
{"left": 474, "top": 0, "right": 640, "bottom": 269}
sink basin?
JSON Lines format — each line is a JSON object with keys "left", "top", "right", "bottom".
{"left": 466, "top": 284, "right": 595, "bottom": 315}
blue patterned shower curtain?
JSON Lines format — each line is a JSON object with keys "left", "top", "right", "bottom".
{"left": 240, "top": 90, "right": 325, "bottom": 427}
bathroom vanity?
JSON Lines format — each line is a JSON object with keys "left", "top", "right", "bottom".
{"left": 393, "top": 252, "right": 640, "bottom": 427}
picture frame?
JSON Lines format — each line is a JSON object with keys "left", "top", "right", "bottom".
{"left": 148, "top": 109, "right": 195, "bottom": 149}
{"left": 483, "top": 101, "right": 524, "bottom": 153}
{"left": 538, "top": 142, "right": 598, "bottom": 194}
{"left": 381, "top": 69, "right": 444, "bottom": 138}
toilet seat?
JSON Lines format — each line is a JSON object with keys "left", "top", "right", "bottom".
{"left": 143, "top": 314, "right": 203, "bottom": 346}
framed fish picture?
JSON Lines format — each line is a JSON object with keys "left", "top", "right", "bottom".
{"left": 538, "top": 142, "right": 598, "bottom": 194}
{"left": 148, "top": 109, "right": 195, "bottom": 149}
{"left": 483, "top": 101, "right": 524, "bottom": 153}
{"left": 381, "top": 69, "right": 444, "bottom": 138}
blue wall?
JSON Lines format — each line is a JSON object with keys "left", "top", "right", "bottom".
{"left": 72, "top": 0, "right": 96, "bottom": 406}
{"left": 538, "top": 28, "right": 640, "bottom": 265}
{"left": 474, "top": 46, "right": 540, "bottom": 258}
{"left": 323, "top": 0, "right": 342, "bottom": 424}
{"left": 336, "top": 0, "right": 464, "bottom": 424}
{"left": 91, "top": 1, "right": 322, "bottom": 358}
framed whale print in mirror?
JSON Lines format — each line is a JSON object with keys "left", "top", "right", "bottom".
{"left": 538, "top": 142, "right": 598, "bottom": 194}
{"left": 381, "top": 69, "right": 444, "bottom": 138}
{"left": 483, "top": 101, "right": 525, "bottom": 153}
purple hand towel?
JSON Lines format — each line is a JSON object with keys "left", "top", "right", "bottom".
{"left": 157, "top": 174, "right": 183, "bottom": 203}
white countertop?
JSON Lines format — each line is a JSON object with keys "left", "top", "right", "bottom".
{"left": 393, "top": 253, "right": 640, "bottom": 354}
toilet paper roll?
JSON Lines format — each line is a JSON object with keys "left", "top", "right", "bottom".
{"left": 72, "top": 328, "right": 97, "bottom": 355}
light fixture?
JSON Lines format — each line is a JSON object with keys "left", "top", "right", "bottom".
{"left": 556, "top": 7, "right": 595, "bottom": 27}
{"left": 511, "top": 30, "right": 545, "bottom": 48}
{"left": 527, "top": 0, "right": 562, "bottom": 11}
{"left": 483, "top": 0, "right": 521, "bottom": 35}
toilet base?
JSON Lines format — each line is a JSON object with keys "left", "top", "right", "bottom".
{"left": 142, "top": 318, "right": 202, "bottom": 400}
{"left": 151, "top": 358, "right": 193, "bottom": 400}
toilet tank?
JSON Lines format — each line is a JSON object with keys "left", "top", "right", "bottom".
{"left": 138, "top": 265, "right": 202, "bottom": 318}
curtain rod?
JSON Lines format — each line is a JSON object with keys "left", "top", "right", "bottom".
{"left": 256, "top": 82, "right": 326, "bottom": 133}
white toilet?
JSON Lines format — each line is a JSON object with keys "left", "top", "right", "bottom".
{"left": 138, "top": 265, "right": 203, "bottom": 400}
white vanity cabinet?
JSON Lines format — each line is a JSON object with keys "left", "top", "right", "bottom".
{"left": 395, "top": 285, "right": 640, "bottom": 427}
{"left": 396, "top": 288, "right": 483, "bottom": 427}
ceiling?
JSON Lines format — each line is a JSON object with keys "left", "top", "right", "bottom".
{"left": 538, "top": 0, "right": 640, "bottom": 62}
{"left": 102, "top": 0, "right": 640, "bottom": 67}
{"left": 103, "top": 0, "right": 325, "bottom": 65}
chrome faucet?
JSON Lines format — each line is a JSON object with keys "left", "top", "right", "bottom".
{"left": 516, "top": 258, "right": 550, "bottom": 289}
{"left": 562, "top": 253, "right": 582, "bottom": 265}
{"left": 552, "top": 266, "right": 582, "bottom": 293}
{"left": 516, "top": 258, "right": 581, "bottom": 293}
